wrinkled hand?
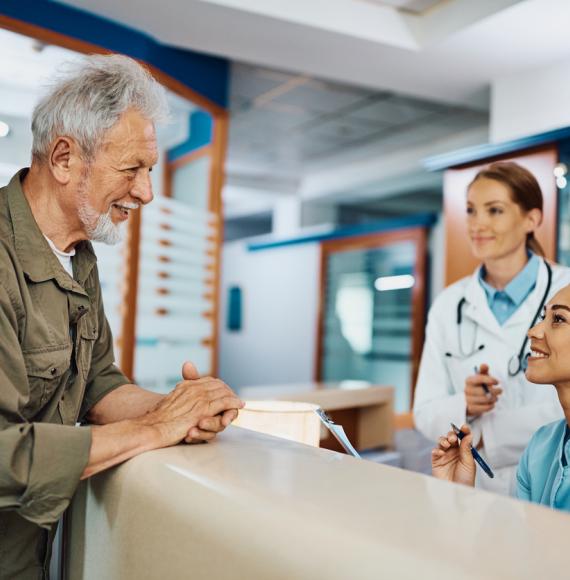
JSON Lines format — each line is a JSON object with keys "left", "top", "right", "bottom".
{"left": 465, "top": 364, "right": 502, "bottom": 417}
{"left": 140, "top": 363, "right": 243, "bottom": 448}
{"left": 431, "top": 424, "right": 476, "bottom": 487}
{"left": 180, "top": 362, "right": 240, "bottom": 444}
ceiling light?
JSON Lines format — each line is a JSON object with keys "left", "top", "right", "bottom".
{"left": 0, "top": 121, "right": 9, "bottom": 138}
{"left": 554, "top": 163, "right": 567, "bottom": 178}
{"left": 374, "top": 274, "right": 415, "bottom": 292}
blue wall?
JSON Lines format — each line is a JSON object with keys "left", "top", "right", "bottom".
{"left": 0, "top": 0, "right": 230, "bottom": 108}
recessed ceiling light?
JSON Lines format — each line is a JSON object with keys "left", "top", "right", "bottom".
{"left": 0, "top": 121, "right": 10, "bottom": 138}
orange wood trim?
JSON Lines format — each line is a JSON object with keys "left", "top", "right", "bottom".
{"left": 394, "top": 412, "right": 415, "bottom": 430}
{"left": 0, "top": 15, "right": 225, "bottom": 117}
{"left": 208, "top": 113, "right": 229, "bottom": 376}
{"left": 120, "top": 208, "right": 142, "bottom": 380}
{"left": 170, "top": 145, "right": 212, "bottom": 171}
{"left": 410, "top": 228, "right": 428, "bottom": 407}
{"left": 314, "top": 243, "right": 327, "bottom": 382}
{"left": 162, "top": 157, "right": 173, "bottom": 198}
{"left": 201, "top": 338, "right": 214, "bottom": 347}
{"left": 315, "top": 227, "right": 429, "bottom": 412}
{"left": 202, "top": 311, "right": 214, "bottom": 319}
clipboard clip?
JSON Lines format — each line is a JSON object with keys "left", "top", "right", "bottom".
{"left": 315, "top": 408, "right": 361, "bottom": 458}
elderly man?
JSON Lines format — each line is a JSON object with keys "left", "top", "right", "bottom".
{"left": 0, "top": 54, "right": 243, "bottom": 579}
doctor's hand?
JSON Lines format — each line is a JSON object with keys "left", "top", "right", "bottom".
{"left": 179, "top": 362, "right": 241, "bottom": 444}
{"left": 464, "top": 364, "right": 502, "bottom": 417}
{"left": 431, "top": 424, "right": 476, "bottom": 487}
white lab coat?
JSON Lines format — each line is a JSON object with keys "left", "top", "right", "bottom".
{"left": 413, "top": 259, "right": 570, "bottom": 496}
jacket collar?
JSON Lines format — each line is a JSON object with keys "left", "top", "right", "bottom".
{"left": 6, "top": 169, "right": 96, "bottom": 292}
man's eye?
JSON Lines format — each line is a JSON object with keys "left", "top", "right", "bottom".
{"left": 553, "top": 314, "right": 566, "bottom": 324}
{"left": 466, "top": 207, "right": 474, "bottom": 215}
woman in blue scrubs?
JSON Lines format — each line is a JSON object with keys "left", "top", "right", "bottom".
{"left": 431, "top": 283, "right": 570, "bottom": 511}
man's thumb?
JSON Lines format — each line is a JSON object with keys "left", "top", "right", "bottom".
{"left": 182, "top": 361, "right": 200, "bottom": 380}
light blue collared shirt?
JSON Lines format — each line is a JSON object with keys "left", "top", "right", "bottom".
{"left": 516, "top": 419, "right": 570, "bottom": 512}
{"left": 479, "top": 253, "right": 540, "bottom": 325}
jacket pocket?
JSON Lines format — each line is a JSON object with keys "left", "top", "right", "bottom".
{"left": 23, "top": 346, "right": 72, "bottom": 418}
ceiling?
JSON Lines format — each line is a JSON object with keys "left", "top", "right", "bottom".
{"left": 365, "top": 0, "right": 445, "bottom": 13}
{"left": 54, "top": 0, "right": 561, "bottom": 110}
{"left": 227, "top": 62, "right": 487, "bottom": 182}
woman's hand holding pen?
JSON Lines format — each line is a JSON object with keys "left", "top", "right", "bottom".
{"left": 465, "top": 363, "right": 502, "bottom": 417}
{"left": 431, "top": 424, "right": 476, "bottom": 487}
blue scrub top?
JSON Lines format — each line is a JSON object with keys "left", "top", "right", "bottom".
{"left": 479, "top": 253, "right": 540, "bottom": 326}
{"left": 516, "top": 419, "right": 570, "bottom": 512}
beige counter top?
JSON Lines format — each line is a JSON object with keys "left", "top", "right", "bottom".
{"left": 68, "top": 426, "right": 570, "bottom": 580}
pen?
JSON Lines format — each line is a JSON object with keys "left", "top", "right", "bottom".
{"left": 450, "top": 422, "right": 495, "bottom": 479}
{"left": 473, "top": 365, "right": 491, "bottom": 396}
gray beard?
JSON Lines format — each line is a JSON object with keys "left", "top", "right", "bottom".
{"left": 77, "top": 177, "right": 124, "bottom": 245}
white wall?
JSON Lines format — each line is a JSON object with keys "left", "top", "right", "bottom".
{"left": 218, "top": 240, "right": 320, "bottom": 390}
{"left": 491, "top": 59, "right": 570, "bottom": 142}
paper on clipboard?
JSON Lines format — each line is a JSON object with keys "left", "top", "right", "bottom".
{"left": 315, "top": 408, "right": 361, "bottom": 458}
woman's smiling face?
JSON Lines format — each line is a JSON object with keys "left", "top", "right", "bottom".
{"left": 466, "top": 177, "right": 540, "bottom": 262}
{"left": 526, "top": 285, "right": 570, "bottom": 386}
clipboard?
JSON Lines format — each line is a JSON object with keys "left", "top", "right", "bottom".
{"left": 315, "top": 408, "right": 361, "bottom": 458}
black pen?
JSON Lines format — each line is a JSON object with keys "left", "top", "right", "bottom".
{"left": 450, "top": 422, "right": 494, "bottom": 479}
{"left": 473, "top": 365, "right": 491, "bottom": 396}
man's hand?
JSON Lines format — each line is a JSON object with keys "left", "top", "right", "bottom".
{"left": 178, "top": 362, "right": 240, "bottom": 444}
{"left": 138, "top": 369, "right": 243, "bottom": 448}
{"left": 465, "top": 363, "right": 502, "bottom": 417}
{"left": 431, "top": 424, "right": 476, "bottom": 487}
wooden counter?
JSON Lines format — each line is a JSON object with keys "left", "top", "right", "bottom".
{"left": 66, "top": 427, "right": 570, "bottom": 580}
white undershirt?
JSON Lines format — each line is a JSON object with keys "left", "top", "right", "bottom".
{"left": 44, "top": 235, "right": 75, "bottom": 278}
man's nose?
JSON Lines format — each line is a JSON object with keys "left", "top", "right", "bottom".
{"left": 131, "top": 170, "right": 154, "bottom": 205}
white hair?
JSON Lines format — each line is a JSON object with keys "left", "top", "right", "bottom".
{"left": 32, "top": 53, "right": 169, "bottom": 161}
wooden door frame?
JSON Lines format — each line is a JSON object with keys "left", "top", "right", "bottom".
{"left": 316, "top": 226, "right": 428, "bottom": 415}
{"left": 0, "top": 15, "right": 228, "bottom": 378}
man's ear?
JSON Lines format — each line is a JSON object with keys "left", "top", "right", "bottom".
{"left": 49, "top": 137, "right": 80, "bottom": 185}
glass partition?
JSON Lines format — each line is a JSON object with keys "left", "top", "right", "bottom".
{"left": 319, "top": 230, "right": 426, "bottom": 413}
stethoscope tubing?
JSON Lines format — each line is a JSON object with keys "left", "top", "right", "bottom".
{"left": 452, "top": 260, "right": 553, "bottom": 376}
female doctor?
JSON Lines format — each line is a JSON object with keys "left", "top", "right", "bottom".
{"left": 413, "top": 161, "right": 570, "bottom": 496}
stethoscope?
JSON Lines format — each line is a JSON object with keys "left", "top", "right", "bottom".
{"left": 445, "top": 260, "right": 552, "bottom": 377}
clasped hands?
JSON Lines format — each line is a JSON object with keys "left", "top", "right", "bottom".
{"left": 143, "top": 361, "right": 244, "bottom": 447}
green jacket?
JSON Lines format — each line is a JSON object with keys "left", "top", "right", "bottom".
{"left": 0, "top": 170, "right": 129, "bottom": 579}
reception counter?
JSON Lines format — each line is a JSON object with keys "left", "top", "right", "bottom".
{"left": 66, "top": 426, "right": 570, "bottom": 580}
